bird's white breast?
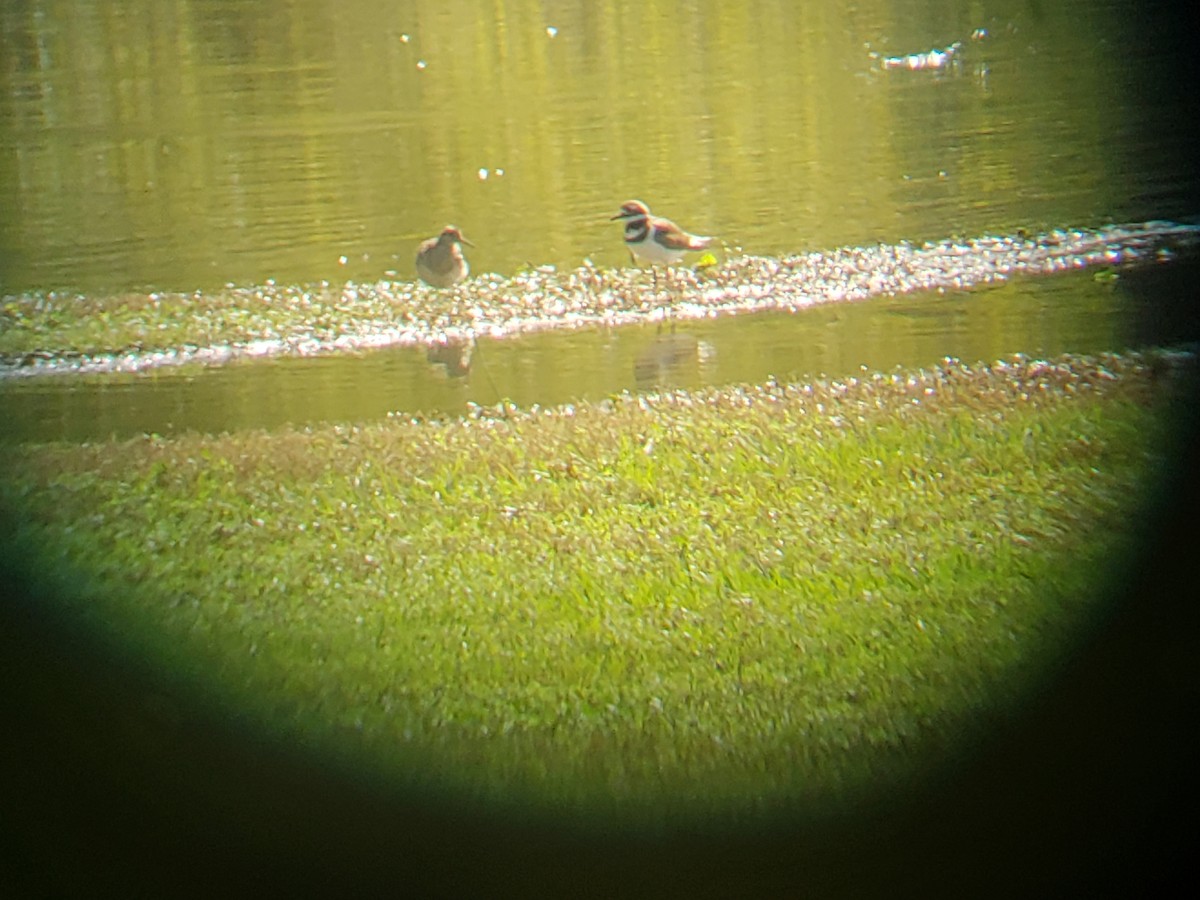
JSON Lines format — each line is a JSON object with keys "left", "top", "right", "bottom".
{"left": 627, "top": 224, "right": 685, "bottom": 265}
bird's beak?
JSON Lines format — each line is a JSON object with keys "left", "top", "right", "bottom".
{"left": 610, "top": 211, "right": 627, "bottom": 221}
{"left": 460, "top": 235, "right": 475, "bottom": 247}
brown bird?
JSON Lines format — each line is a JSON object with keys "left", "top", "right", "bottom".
{"left": 415, "top": 225, "right": 474, "bottom": 288}
{"left": 610, "top": 200, "right": 711, "bottom": 266}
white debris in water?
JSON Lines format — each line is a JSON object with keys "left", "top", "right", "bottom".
{"left": 878, "top": 42, "right": 963, "bottom": 71}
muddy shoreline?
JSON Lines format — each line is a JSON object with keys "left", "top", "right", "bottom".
{"left": 2, "top": 220, "right": 1197, "bottom": 380}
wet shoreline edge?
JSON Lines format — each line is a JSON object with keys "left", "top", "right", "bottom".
{"left": 2, "top": 220, "right": 1198, "bottom": 380}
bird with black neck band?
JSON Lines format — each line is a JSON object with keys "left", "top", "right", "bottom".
{"left": 611, "top": 199, "right": 712, "bottom": 317}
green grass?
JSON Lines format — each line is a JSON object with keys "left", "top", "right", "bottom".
{"left": 0, "top": 353, "right": 1168, "bottom": 823}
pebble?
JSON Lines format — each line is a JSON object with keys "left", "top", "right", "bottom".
{"left": 2, "top": 221, "right": 1197, "bottom": 379}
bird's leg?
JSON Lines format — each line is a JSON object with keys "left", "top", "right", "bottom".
{"left": 668, "top": 267, "right": 676, "bottom": 331}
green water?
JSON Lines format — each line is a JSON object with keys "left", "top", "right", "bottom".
{"left": 2, "top": 0, "right": 1195, "bottom": 296}
{"left": 0, "top": 266, "right": 1146, "bottom": 442}
{"left": 2, "top": 0, "right": 1197, "bottom": 438}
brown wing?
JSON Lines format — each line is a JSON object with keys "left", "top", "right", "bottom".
{"left": 652, "top": 218, "right": 712, "bottom": 252}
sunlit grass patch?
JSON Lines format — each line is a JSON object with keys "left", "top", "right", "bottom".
{"left": 0, "top": 352, "right": 1171, "bottom": 821}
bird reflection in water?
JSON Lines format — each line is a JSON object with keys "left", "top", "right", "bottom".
{"left": 634, "top": 331, "right": 707, "bottom": 388}
{"left": 426, "top": 337, "right": 473, "bottom": 378}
